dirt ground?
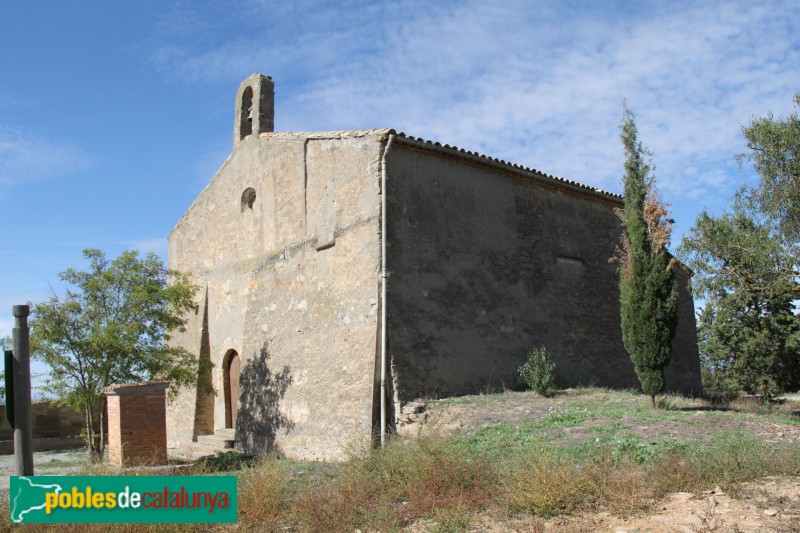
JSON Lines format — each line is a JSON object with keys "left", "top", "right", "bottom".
{"left": 404, "top": 389, "right": 800, "bottom": 532}
{"left": 428, "top": 478, "right": 799, "bottom": 532}
{"left": 2, "top": 390, "right": 798, "bottom": 531}
{"left": 0, "top": 449, "right": 89, "bottom": 492}
{"left": 404, "top": 389, "right": 800, "bottom": 446}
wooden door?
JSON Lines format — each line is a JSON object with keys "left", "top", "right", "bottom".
{"left": 223, "top": 350, "right": 240, "bottom": 429}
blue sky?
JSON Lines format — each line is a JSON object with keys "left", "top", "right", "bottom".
{"left": 1, "top": 1, "right": 798, "bottom": 392}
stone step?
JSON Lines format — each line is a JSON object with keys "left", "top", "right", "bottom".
{"left": 195, "top": 434, "right": 235, "bottom": 450}
{"left": 170, "top": 429, "right": 239, "bottom": 461}
{"left": 215, "top": 428, "right": 235, "bottom": 439}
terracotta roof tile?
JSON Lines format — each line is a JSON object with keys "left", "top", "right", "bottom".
{"left": 258, "top": 128, "right": 622, "bottom": 202}
{"left": 391, "top": 131, "right": 622, "bottom": 202}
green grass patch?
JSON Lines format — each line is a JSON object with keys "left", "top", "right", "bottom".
{"left": 689, "top": 432, "right": 798, "bottom": 486}
{"left": 584, "top": 421, "right": 627, "bottom": 432}
{"left": 35, "top": 458, "right": 87, "bottom": 469}
{"left": 772, "top": 412, "right": 800, "bottom": 426}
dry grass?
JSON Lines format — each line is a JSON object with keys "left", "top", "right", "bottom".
{"left": 291, "top": 434, "right": 494, "bottom": 532}
{"left": 4, "top": 437, "right": 799, "bottom": 532}
{"left": 290, "top": 462, "right": 402, "bottom": 533}
{"left": 371, "top": 435, "right": 496, "bottom": 516}
{"left": 237, "top": 456, "right": 292, "bottom": 532}
{"left": 501, "top": 451, "right": 591, "bottom": 516}
{"left": 500, "top": 448, "right": 696, "bottom": 518}
{"left": 5, "top": 389, "right": 800, "bottom": 532}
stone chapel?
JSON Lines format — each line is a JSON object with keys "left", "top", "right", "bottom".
{"left": 166, "top": 73, "right": 702, "bottom": 460}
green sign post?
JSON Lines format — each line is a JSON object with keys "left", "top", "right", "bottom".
{"left": 10, "top": 476, "right": 238, "bottom": 524}
{"left": 4, "top": 350, "right": 13, "bottom": 428}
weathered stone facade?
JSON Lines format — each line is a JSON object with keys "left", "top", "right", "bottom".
{"left": 166, "top": 73, "right": 702, "bottom": 461}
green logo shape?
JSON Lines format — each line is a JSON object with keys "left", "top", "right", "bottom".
{"left": 10, "top": 476, "right": 237, "bottom": 524}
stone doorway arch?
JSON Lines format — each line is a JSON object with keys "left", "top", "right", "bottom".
{"left": 222, "top": 349, "right": 241, "bottom": 429}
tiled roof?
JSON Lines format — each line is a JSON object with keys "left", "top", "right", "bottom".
{"left": 260, "top": 129, "right": 393, "bottom": 139}
{"left": 259, "top": 128, "right": 622, "bottom": 202}
{"left": 392, "top": 131, "right": 622, "bottom": 202}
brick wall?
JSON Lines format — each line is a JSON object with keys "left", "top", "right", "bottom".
{"left": 105, "top": 382, "right": 169, "bottom": 466}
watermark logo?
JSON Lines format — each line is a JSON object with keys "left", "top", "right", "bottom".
{"left": 10, "top": 476, "right": 237, "bottom": 524}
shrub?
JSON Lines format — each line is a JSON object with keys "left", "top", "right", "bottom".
{"left": 370, "top": 434, "right": 496, "bottom": 517}
{"left": 291, "top": 462, "right": 401, "bottom": 533}
{"left": 501, "top": 450, "right": 591, "bottom": 516}
{"left": 518, "top": 346, "right": 557, "bottom": 396}
{"left": 238, "top": 456, "right": 293, "bottom": 531}
{"left": 691, "top": 432, "right": 775, "bottom": 486}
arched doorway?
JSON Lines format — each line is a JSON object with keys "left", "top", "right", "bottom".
{"left": 222, "top": 349, "right": 241, "bottom": 429}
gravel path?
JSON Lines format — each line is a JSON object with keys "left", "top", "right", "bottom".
{"left": 0, "top": 449, "right": 90, "bottom": 491}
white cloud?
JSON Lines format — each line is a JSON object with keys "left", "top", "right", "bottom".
{"left": 145, "top": 0, "right": 800, "bottom": 211}
{"left": 0, "top": 127, "right": 93, "bottom": 193}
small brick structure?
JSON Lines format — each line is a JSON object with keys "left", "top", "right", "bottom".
{"left": 105, "top": 382, "right": 170, "bottom": 466}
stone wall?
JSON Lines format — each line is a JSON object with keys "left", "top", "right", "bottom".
{"left": 385, "top": 140, "right": 701, "bottom": 404}
{"left": 664, "top": 266, "right": 703, "bottom": 390}
{"left": 0, "top": 402, "right": 86, "bottom": 440}
{"left": 167, "top": 130, "right": 388, "bottom": 461}
{"left": 166, "top": 112, "right": 702, "bottom": 462}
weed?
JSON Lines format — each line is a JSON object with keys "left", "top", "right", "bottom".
{"left": 237, "top": 456, "right": 293, "bottom": 532}
{"left": 291, "top": 462, "right": 402, "bottom": 533}
{"left": 372, "top": 435, "right": 496, "bottom": 517}
{"left": 691, "top": 432, "right": 775, "bottom": 486}
{"left": 647, "top": 451, "right": 702, "bottom": 494}
{"left": 584, "top": 421, "right": 626, "bottom": 432}
{"left": 771, "top": 413, "right": 800, "bottom": 426}
{"left": 694, "top": 498, "right": 725, "bottom": 532}
{"left": 655, "top": 395, "right": 678, "bottom": 410}
{"left": 501, "top": 450, "right": 592, "bottom": 516}
{"left": 610, "top": 434, "right": 689, "bottom": 464}
{"left": 459, "top": 423, "right": 544, "bottom": 457}
{"left": 430, "top": 504, "right": 474, "bottom": 533}
{"left": 518, "top": 346, "right": 557, "bottom": 397}
{"left": 593, "top": 456, "right": 654, "bottom": 515}
{"left": 533, "top": 407, "right": 591, "bottom": 428}
{"left": 193, "top": 451, "right": 255, "bottom": 473}
{"left": 8, "top": 387, "right": 800, "bottom": 532}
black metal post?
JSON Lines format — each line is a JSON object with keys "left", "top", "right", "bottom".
{"left": 12, "top": 305, "right": 33, "bottom": 475}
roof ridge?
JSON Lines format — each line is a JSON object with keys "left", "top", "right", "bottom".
{"left": 392, "top": 131, "right": 622, "bottom": 201}
{"left": 259, "top": 128, "right": 393, "bottom": 139}
{"left": 259, "top": 128, "right": 621, "bottom": 201}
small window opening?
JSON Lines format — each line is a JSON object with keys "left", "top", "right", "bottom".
{"left": 241, "top": 187, "right": 256, "bottom": 211}
{"left": 557, "top": 255, "right": 585, "bottom": 266}
{"left": 239, "top": 87, "right": 254, "bottom": 140}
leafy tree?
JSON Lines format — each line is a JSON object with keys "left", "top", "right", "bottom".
{"left": 0, "top": 336, "right": 9, "bottom": 397}
{"left": 611, "top": 188, "right": 675, "bottom": 273}
{"left": 680, "top": 94, "right": 800, "bottom": 399}
{"left": 681, "top": 205, "right": 799, "bottom": 399}
{"left": 30, "top": 249, "right": 208, "bottom": 459}
{"left": 737, "top": 93, "right": 800, "bottom": 240}
{"left": 617, "top": 106, "right": 679, "bottom": 409}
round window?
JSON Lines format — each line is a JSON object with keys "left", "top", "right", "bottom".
{"left": 241, "top": 187, "right": 256, "bottom": 211}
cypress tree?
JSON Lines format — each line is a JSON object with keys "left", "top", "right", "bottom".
{"left": 618, "top": 106, "right": 679, "bottom": 409}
